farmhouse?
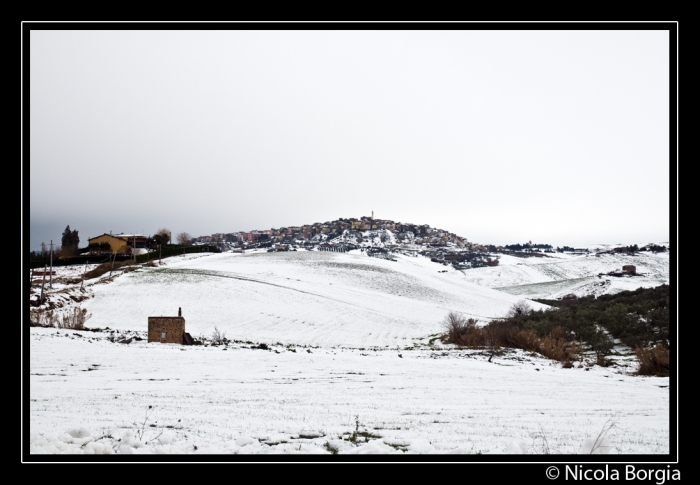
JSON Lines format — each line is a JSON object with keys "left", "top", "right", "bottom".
{"left": 88, "top": 233, "right": 148, "bottom": 255}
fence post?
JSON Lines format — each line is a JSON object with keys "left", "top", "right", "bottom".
{"left": 49, "top": 240, "right": 54, "bottom": 288}
{"left": 39, "top": 264, "right": 47, "bottom": 304}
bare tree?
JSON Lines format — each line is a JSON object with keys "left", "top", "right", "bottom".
{"left": 441, "top": 311, "right": 477, "bottom": 341}
{"left": 176, "top": 232, "right": 192, "bottom": 245}
{"left": 211, "top": 326, "right": 227, "bottom": 345}
{"left": 506, "top": 300, "right": 533, "bottom": 318}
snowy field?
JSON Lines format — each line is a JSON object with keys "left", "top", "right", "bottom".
{"left": 27, "top": 247, "right": 671, "bottom": 455}
{"left": 80, "top": 250, "right": 552, "bottom": 347}
{"left": 459, "top": 251, "right": 669, "bottom": 299}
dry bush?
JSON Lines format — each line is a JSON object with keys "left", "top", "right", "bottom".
{"left": 506, "top": 300, "right": 533, "bottom": 318}
{"left": 507, "top": 328, "right": 541, "bottom": 350}
{"left": 58, "top": 307, "right": 92, "bottom": 330}
{"left": 441, "top": 312, "right": 477, "bottom": 342}
{"left": 596, "top": 354, "right": 614, "bottom": 367}
{"left": 211, "top": 326, "right": 227, "bottom": 345}
{"left": 29, "top": 308, "right": 59, "bottom": 327}
{"left": 56, "top": 277, "right": 82, "bottom": 285}
{"left": 84, "top": 260, "right": 137, "bottom": 279}
{"left": 539, "top": 327, "right": 582, "bottom": 363}
{"left": 441, "top": 312, "right": 582, "bottom": 365}
{"left": 635, "top": 344, "right": 669, "bottom": 377}
{"left": 456, "top": 327, "right": 488, "bottom": 347}
{"left": 84, "top": 262, "right": 112, "bottom": 279}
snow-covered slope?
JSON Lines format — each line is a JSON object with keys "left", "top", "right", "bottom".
{"left": 28, "top": 244, "right": 672, "bottom": 455}
{"left": 83, "top": 250, "right": 549, "bottom": 347}
{"left": 454, "top": 251, "right": 669, "bottom": 299}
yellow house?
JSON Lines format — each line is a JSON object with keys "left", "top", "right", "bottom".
{"left": 88, "top": 234, "right": 128, "bottom": 254}
{"left": 88, "top": 233, "right": 147, "bottom": 254}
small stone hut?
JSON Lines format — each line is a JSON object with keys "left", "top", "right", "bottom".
{"left": 622, "top": 265, "right": 636, "bottom": 275}
{"left": 148, "top": 316, "right": 186, "bottom": 344}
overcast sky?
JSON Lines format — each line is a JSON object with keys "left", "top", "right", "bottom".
{"left": 28, "top": 28, "right": 671, "bottom": 250}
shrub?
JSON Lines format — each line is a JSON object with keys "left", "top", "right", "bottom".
{"left": 635, "top": 344, "right": 670, "bottom": 377}
{"left": 211, "top": 326, "right": 227, "bottom": 345}
{"left": 560, "top": 294, "right": 578, "bottom": 308}
{"left": 439, "top": 285, "right": 670, "bottom": 366}
{"left": 58, "top": 307, "right": 92, "bottom": 330}
{"left": 441, "top": 313, "right": 582, "bottom": 364}
{"left": 506, "top": 300, "right": 533, "bottom": 318}
{"left": 539, "top": 326, "right": 582, "bottom": 362}
{"left": 84, "top": 260, "right": 137, "bottom": 279}
{"left": 441, "top": 312, "right": 477, "bottom": 342}
{"left": 29, "top": 308, "right": 59, "bottom": 327}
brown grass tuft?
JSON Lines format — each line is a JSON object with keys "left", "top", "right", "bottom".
{"left": 58, "top": 307, "right": 92, "bottom": 330}
{"left": 84, "top": 260, "right": 137, "bottom": 279}
{"left": 635, "top": 344, "right": 669, "bottom": 377}
{"left": 29, "top": 308, "right": 59, "bottom": 327}
{"left": 442, "top": 316, "right": 582, "bottom": 365}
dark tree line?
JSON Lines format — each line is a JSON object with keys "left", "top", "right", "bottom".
{"left": 504, "top": 242, "right": 553, "bottom": 251}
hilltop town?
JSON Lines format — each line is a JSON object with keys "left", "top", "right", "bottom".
{"left": 190, "top": 214, "right": 505, "bottom": 268}
{"left": 197, "top": 214, "right": 464, "bottom": 248}
{"left": 188, "top": 214, "right": 668, "bottom": 269}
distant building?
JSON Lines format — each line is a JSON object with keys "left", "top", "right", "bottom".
{"left": 148, "top": 316, "right": 186, "bottom": 344}
{"left": 87, "top": 233, "right": 147, "bottom": 254}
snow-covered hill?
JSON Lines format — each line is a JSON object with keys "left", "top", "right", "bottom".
{"left": 455, "top": 250, "right": 670, "bottom": 299}
{"left": 82, "top": 249, "right": 550, "bottom": 348}
{"left": 27, "top": 243, "right": 672, "bottom": 455}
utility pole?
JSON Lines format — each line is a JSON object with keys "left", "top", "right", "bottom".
{"left": 49, "top": 240, "right": 54, "bottom": 288}
{"left": 133, "top": 234, "right": 136, "bottom": 262}
{"left": 109, "top": 231, "right": 115, "bottom": 278}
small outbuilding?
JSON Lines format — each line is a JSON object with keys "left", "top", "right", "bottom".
{"left": 148, "top": 316, "right": 187, "bottom": 344}
{"left": 622, "top": 265, "right": 636, "bottom": 275}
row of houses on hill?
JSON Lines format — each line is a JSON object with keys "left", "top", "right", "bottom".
{"left": 194, "top": 215, "right": 470, "bottom": 248}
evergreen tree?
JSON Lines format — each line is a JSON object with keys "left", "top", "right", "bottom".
{"left": 154, "top": 228, "right": 171, "bottom": 246}
{"left": 61, "top": 225, "right": 80, "bottom": 255}
{"left": 61, "top": 225, "right": 73, "bottom": 248}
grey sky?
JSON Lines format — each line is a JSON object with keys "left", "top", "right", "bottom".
{"left": 28, "top": 29, "right": 671, "bottom": 250}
